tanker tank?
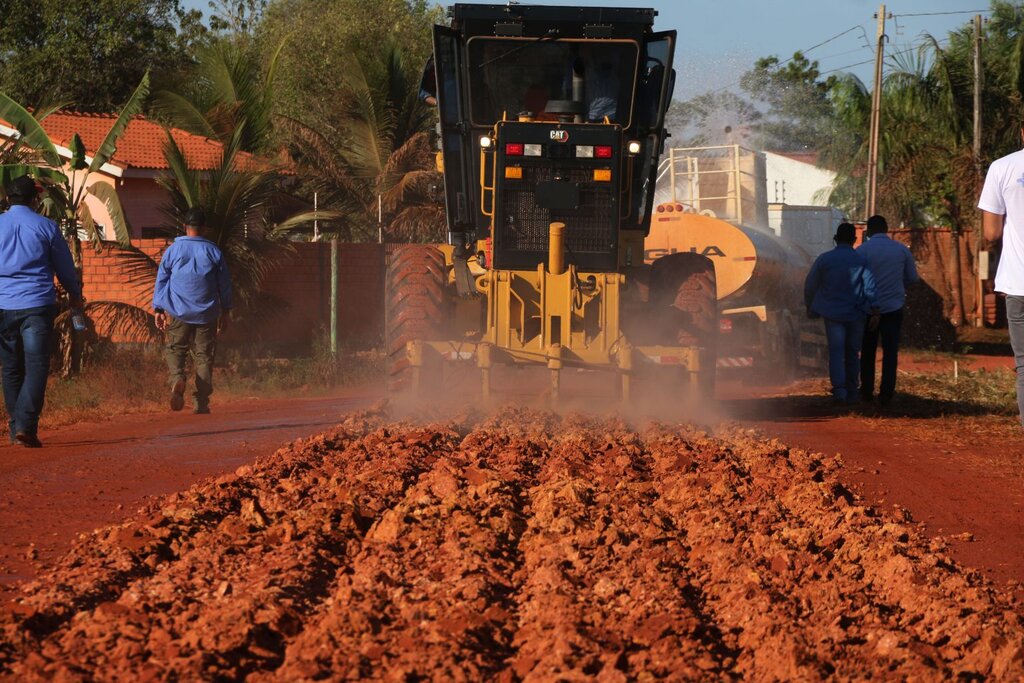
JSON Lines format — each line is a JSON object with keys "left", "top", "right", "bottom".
{"left": 644, "top": 209, "right": 812, "bottom": 313}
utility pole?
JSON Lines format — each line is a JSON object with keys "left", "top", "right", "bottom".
{"left": 973, "top": 14, "right": 985, "bottom": 326}
{"left": 330, "top": 238, "right": 338, "bottom": 355}
{"left": 865, "top": 4, "right": 888, "bottom": 219}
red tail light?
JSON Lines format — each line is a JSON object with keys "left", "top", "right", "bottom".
{"left": 595, "top": 145, "right": 613, "bottom": 158}
{"left": 505, "top": 143, "right": 524, "bottom": 156}
{"left": 719, "top": 318, "right": 733, "bottom": 333}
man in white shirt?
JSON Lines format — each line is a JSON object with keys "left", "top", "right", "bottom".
{"left": 978, "top": 140, "right": 1024, "bottom": 427}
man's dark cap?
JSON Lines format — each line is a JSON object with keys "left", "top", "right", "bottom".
{"left": 183, "top": 207, "right": 206, "bottom": 228}
{"left": 835, "top": 222, "right": 857, "bottom": 243}
{"left": 4, "top": 175, "right": 40, "bottom": 201}
{"left": 866, "top": 214, "right": 889, "bottom": 233}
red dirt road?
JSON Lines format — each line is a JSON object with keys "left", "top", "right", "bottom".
{"left": 0, "top": 393, "right": 376, "bottom": 598}
{"left": 1, "top": 378, "right": 1022, "bottom": 608}
{"left": 721, "top": 384, "right": 1024, "bottom": 591}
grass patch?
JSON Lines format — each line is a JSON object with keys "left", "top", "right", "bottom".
{"left": 895, "top": 368, "right": 1019, "bottom": 416}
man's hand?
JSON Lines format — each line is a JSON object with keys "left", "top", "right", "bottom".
{"left": 69, "top": 296, "right": 85, "bottom": 310}
{"left": 155, "top": 311, "right": 168, "bottom": 331}
{"left": 217, "top": 314, "right": 231, "bottom": 336}
{"left": 868, "top": 314, "right": 881, "bottom": 332}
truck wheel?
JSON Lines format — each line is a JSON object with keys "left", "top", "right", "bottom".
{"left": 385, "top": 245, "right": 449, "bottom": 393}
{"left": 649, "top": 253, "right": 717, "bottom": 346}
{"left": 649, "top": 253, "right": 717, "bottom": 398}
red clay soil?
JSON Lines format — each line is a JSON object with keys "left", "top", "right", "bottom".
{"left": 720, "top": 380, "right": 1024, "bottom": 592}
{"left": 0, "top": 394, "right": 373, "bottom": 600}
{"left": 0, "top": 406, "right": 1021, "bottom": 681}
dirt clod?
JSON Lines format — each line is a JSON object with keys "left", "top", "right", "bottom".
{"left": 0, "top": 407, "right": 1020, "bottom": 680}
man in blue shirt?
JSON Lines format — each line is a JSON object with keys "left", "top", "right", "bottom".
{"left": 152, "top": 208, "right": 232, "bottom": 414}
{"left": 804, "top": 222, "right": 880, "bottom": 405}
{"left": 0, "top": 175, "right": 83, "bottom": 447}
{"left": 857, "top": 215, "right": 919, "bottom": 406}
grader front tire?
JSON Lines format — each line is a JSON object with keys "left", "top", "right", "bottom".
{"left": 384, "top": 245, "right": 448, "bottom": 393}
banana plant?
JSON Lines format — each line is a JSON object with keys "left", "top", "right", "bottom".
{"left": 0, "top": 72, "right": 149, "bottom": 265}
{"left": 1, "top": 75, "right": 151, "bottom": 375}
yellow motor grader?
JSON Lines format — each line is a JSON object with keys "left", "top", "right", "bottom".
{"left": 386, "top": 3, "right": 716, "bottom": 400}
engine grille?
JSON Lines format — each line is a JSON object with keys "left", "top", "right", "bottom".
{"left": 499, "top": 167, "right": 616, "bottom": 255}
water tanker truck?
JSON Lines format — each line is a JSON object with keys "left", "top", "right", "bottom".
{"left": 647, "top": 145, "right": 829, "bottom": 378}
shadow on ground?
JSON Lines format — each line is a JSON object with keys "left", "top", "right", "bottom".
{"left": 722, "top": 388, "right": 1010, "bottom": 423}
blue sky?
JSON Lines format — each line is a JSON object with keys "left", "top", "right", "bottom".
{"left": 182, "top": 0, "right": 991, "bottom": 99}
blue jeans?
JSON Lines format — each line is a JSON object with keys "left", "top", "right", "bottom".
{"left": 861, "top": 307, "right": 903, "bottom": 400}
{"left": 824, "top": 317, "right": 866, "bottom": 402}
{"left": 0, "top": 306, "right": 56, "bottom": 438}
{"left": 1007, "top": 295, "right": 1024, "bottom": 426}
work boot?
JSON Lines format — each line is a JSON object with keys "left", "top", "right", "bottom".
{"left": 193, "top": 404, "right": 210, "bottom": 415}
{"left": 15, "top": 432, "right": 42, "bottom": 448}
{"left": 170, "top": 378, "right": 186, "bottom": 411}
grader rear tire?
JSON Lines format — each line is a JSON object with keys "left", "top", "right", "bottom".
{"left": 384, "top": 245, "right": 449, "bottom": 393}
{"left": 649, "top": 253, "right": 718, "bottom": 398}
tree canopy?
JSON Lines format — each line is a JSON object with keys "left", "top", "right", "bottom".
{"left": 0, "top": 0, "right": 203, "bottom": 110}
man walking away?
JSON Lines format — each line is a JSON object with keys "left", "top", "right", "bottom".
{"left": 804, "top": 222, "right": 880, "bottom": 405}
{"left": 857, "top": 215, "right": 919, "bottom": 406}
{"left": 979, "top": 132, "right": 1024, "bottom": 428}
{"left": 0, "top": 176, "right": 83, "bottom": 447}
{"left": 152, "top": 208, "right": 232, "bottom": 414}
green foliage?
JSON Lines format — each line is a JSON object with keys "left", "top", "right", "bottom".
{"left": 740, "top": 52, "right": 839, "bottom": 152}
{"left": 155, "top": 121, "right": 340, "bottom": 311}
{"left": 207, "top": 0, "right": 267, "bottom": 35}
{"left": 280, "top": 40, "right": 443, "bottom": 242}
{"left": 259, "top": 0, "right": 441, "bottom": 123}
{"left": 0, "top": 0, "right": 202, "bottom": 111}
{"left": 151, "top": 38, "right": 279, "bottom": 153}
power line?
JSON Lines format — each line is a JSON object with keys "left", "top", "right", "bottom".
{"left": 897, "top": 9, "right": 991, "bottom": 17}
{"left": 708, "top": 24, "right": 865, "bottom": 93}
{"left": 793, "top": 25, "right": 864, "bottom": 59}
{"left": 818, "top": 40, "right": 949, "bottom": 77}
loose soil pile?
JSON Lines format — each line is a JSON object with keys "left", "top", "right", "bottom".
{"left": 0, "top": 406, "right": 1021, "bottom": 681}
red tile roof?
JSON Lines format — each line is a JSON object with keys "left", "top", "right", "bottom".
{"left": 772, "top": 151, "right": 822, "bottom": 167}
{"left": 23, "top": 111, "right": 268, "bottom": 172}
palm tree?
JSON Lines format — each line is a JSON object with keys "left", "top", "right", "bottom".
{"left": 142, "top": 37, "right": 340, "bottom": 310}
{"left": 280, "top": 41, "right": 444, "bottom": 243}
{"left": 150, "top": 39, "right": 281, "bottom": 155}
{"left": 155, "top": 123, "right": 335, "bottom": 310}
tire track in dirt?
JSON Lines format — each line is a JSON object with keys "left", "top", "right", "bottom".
{"left": 265, "top": 414, "right": 542, "bottom": 680}
{"left": 0, "top": 407, "right": 1021, "bottom": 681}
{"left": 506, "top": 414, "right": 731, "bottom": 680}
{"left": 0, "top": 412, "right": 460, "bottom": 680}
{"left": 644, "top": 425, "right": 1023, "bottom": 679}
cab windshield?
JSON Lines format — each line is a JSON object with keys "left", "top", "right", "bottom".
{"left": 466, "top": 38, "right": 639, "bottom": 126}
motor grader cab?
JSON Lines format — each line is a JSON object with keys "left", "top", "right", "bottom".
{"left": 387, "top": 3, "right": 717, "bottom": 400}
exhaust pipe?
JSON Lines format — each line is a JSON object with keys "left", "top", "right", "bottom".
{"left": 548, "top": 222, "right": 566, "bottom": 275}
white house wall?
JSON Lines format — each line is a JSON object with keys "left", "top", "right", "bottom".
{"left": 764, "top": 152, "right": 836, "bottom": 206}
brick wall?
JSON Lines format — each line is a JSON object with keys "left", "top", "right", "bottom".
{"left": 81, "top": 240, "right": 385, "bottom": 354}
